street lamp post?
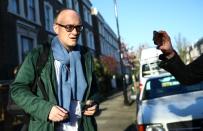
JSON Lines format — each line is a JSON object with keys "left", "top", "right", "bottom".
{"left": 113, "top": 0, "right": 128, "bottom": 105}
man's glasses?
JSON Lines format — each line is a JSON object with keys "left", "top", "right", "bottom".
{"left": 56, "top": 23, "right": 83, "bottom": 32}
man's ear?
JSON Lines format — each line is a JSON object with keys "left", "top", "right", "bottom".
{"left": 53, "top": 24, "right": 58, "bottom": 34}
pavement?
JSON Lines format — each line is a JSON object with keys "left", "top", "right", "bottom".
{"left": 96, "top": 91, "right": 137, "bottom": 131}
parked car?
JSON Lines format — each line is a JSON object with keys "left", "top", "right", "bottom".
{"left": 136, "top": 73, "right": 203, "bottom": 131}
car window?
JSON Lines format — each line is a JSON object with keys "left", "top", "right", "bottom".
{"left": 142, "top": 64, "right": 150, "bottom": 72}
{"left": 142, "top": 75, "right": 203, "bottom": 100}
{"left": 150, "top": 62, "right": 159, "bottom": 70}
{"left": 142, "top": 64, "right": 150, "bottom": 77}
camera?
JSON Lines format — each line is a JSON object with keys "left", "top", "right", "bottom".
{"left": 153, "top": 31, "right": 163, "bottom": 45}
{"left": 153, "top": 31, "right": 162, "bottom": 38}
{"left": 82, "top": 102, "right": 97, "bottom": 112}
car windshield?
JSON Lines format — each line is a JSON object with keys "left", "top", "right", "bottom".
{"left": 143, "top": 75, "right": 203, "bottom": 100}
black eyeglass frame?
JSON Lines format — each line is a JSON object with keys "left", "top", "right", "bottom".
{"left": 56, "top": 23, "right": 83, "bottom": 32}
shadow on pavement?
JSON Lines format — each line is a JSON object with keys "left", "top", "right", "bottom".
{"left": 124, "top": 123, "right": 137, "bottom": 131}
{"left": 107, "top": 90, "right": 123, "bottom": 100}
{"left": 95, "top": 107, "right": 107, "bottom": 117}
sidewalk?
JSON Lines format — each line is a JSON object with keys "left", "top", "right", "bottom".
{"left": 96, "top": 90, "right": 137, "bottom": 131}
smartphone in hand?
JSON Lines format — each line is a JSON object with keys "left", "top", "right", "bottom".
{"left": 82, "top": 102, "right": 97, "bottom": 112}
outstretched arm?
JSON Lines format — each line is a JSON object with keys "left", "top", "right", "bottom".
{"left": 153, "top": 30, "right": 203, "bottom": 85}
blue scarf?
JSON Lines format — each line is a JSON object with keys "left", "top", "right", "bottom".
{"left": 51, "top": 36, "right": 87, "bottom": 112}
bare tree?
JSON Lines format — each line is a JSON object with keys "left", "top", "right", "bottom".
{"left": 174, "top": 33, "right": 189, "bottom": 63}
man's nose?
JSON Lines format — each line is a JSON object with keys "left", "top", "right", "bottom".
{"left": 71, "top": 28, "right": 79, "bottom": 35}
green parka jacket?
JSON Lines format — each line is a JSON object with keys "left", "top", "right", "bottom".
{"left": 10, "top": 45, "right": 99, "bottom": 131}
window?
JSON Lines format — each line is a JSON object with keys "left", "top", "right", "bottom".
{"left": 88, "top": 12, "right": 92, "bottom": 25}
{"left": 83, "top": 6, "right": 88, "bottom": 23}
{"left": 85, "top": 29, "right": 90, "bottom": 48}
{"left": 77, "top": 35, "right": 83, "bottom": 46}
{"left": 100, "top": 38, "right": 104, "bottom": 54}
{"left": 73, "top": 0, "right": 79, "bottom": 12}
{"left": 8, "top": 0, "right": 19, "bottom": 14}
{"left": 16, "top": 21, "right": 37, "bottom": 63}
{"left": 142, "top": 64, "right": 150, "bottom": 77}
{"left": 8, "top": 0, "right": 39, "bottom": 23}
{"left": 85, "top": 29, "right": 95, "bottom": 50}
{"left": 98, "top": 22, "right": 103, "bottom": 35}
{"left": 44, "top": 1, "right": 54, "bottom": 32}
{"left": 21, "top": 36, "right": 34, "bottom": 60}
{"left": 102, "top": 40, "right": 107, "bottom": 55}
{"left": 66, "top": 0, "right": 73, "bottom": 9}
{"left": 89, "top": 32, "right": 95, "bottom": 50}
{"left": 83, "top": 6, "right": 92, "bottom": 25}
{"left": 27, "top": 0, "right": 36, "bottom": 21}
{"left": 102, "top": 41, "right": 105, "bottom": 55}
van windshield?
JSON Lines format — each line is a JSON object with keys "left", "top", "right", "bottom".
{"left": 142, "top": 61, "right": 164, "bottom": 77}
{"left": 143, "top": 75, "right": 203, "bottom": 100}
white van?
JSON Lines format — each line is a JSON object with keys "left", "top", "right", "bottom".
{"left": 139, "top": 47, "right": 166, "bottom": 90}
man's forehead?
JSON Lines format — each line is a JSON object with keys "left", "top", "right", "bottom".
{"left": 57, "top": 10, "right": 81, "bottom": 23}
{"left": 58, "top": 10, "right": 79, "bottom": 19}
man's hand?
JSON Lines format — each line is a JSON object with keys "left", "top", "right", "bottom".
{"left": 83, "top": 100, "right": 98, "bottom": 116}
{"left": 48, "top": 106, "right": 69, "bottom": 122}
{"left": 83, "top": 105, "right": 97, "bottom": 116}
{"left": 153, "top": 30, "right": 175, "bottom": 59}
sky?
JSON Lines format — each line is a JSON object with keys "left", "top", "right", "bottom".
{"left": 90, "top": 0, "right": 203, "bottom": 50}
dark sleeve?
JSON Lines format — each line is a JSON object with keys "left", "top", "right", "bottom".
{"left": 159, "top": 53, "right": 203, "bottom": 85}
{"left": 10, "top": 50, "right": 54, "bottom": 121}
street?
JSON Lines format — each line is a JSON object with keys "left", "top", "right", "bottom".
{"left": 96, "top": 91, "right": 137, "bottom": 131}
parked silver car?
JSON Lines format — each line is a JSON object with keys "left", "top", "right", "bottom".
{"left": 136, "top": 73, "right": 203, "bottom": 131}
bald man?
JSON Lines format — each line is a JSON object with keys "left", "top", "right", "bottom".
{"left": 11, "top": 9, "right": 99, "bottom": 131}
